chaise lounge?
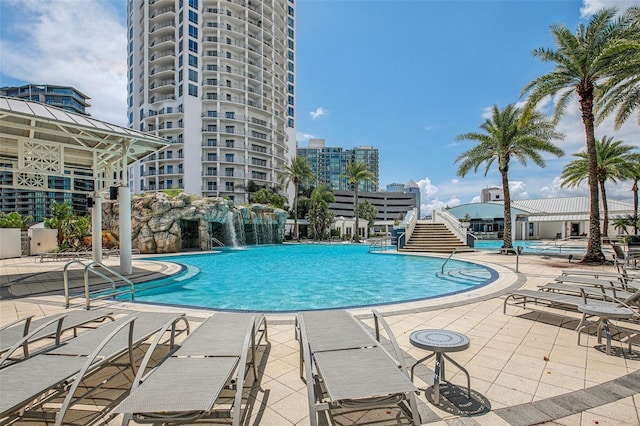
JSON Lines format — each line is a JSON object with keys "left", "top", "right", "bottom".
{"left": 296, "top": 309, "right": 421, "bottom": 426}
{"left": 0, "top": 312, "right": 188, "bottom": 425}
{"left": 114, "top": 312, "right": 268, "bottom": 425}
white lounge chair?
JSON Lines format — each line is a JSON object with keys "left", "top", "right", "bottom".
{"left": 0, "top": 312, "right": 188, "bottom": 425}
{"left": 296, "top": 309, "right": 420, "bottom": 426}
{"left": 114, "top": 312, "right": 268, "bottom": 426}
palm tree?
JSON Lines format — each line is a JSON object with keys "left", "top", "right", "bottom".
{"left": 456, "top": 104, "right": 564, "bottom": 249}
{"left": 626, "top": 153, "right": 640, "bottom": 235}
{"left": 280, "top": 157, "right": 314, "bottom": 240}
{"left": 45, "top": 200, "right": 74, "bottom": 248}
{"left": 521, "top": 8, "right": 630, "bottom": 263}
{"left": 595, "top": 7, "right": 640, "bottom": 129}
{"left": 307, "top": 185, "right": 335, "bottom": 240}
{"left": 560, "top": 137, "right": 636, "bottom": 237}
{"left": 343, "top": 161, "right": 375, "bottom": 242}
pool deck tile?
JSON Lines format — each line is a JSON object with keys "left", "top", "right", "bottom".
{"left": 1, "top": 249, "right": 639, "bottom": 425}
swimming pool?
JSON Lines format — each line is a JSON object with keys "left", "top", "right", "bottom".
{"left": 129, "top": 244, "right": 497, "bottom": 312}
{"left": 474, "top": 239, "right": 587, "bottom": 255}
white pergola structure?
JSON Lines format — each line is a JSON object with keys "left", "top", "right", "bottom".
{"left": 0, "top": 96, "right": 168, "bottom": 274}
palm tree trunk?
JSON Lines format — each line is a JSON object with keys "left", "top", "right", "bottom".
{"left": 353, "top": 187, "right": 359, "bottom": 242}
{"left": 501, "top": 169, "right": 513, "bottom": 249}
{"left": 633, "top": 180, "right": 638, "bottom": 235}
{"left": 293, "top": 186, "right": 299, "bottom": 241}
{"left": 599, "top": 180, "right": 609, "bottom": 238}
{"left": 578, "top": 87, "right": 606, "bottom": 263}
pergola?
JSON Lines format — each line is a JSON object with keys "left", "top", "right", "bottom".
{"left": 0, "top": 96, "right": 168, "bottom": 274}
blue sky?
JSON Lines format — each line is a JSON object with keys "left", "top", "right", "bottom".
{"left": 1, "top": 0, "right": 639, "bottom": 215}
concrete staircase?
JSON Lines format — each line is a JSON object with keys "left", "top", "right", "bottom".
{"left": 400, "top": 223, "right": 474, "bottom": 253}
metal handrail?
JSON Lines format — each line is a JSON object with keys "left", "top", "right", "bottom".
{"left": 63, "top": 260, "right": 88, "bottom": 308}
{"left": 209, "top": 237, "right": 225, "bottom": 249}
{"left": 441, "top": 248, "right": 457, "bottom": 274}
{"left": 84, "top": 261, "right": 135, "bottom": 310}
{"left": 63, "top": 260, "right": 135, "bottom": 309}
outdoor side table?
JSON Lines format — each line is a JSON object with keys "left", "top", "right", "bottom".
{"left": 409, "top": 329, "right": 471, "bottom": 405}
{"left": 577, "top": 303, "right": 636, "bottom": 355}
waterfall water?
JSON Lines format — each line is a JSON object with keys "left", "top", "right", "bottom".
{"left": 226, "top": 211, "right": 238, "bottom": 247}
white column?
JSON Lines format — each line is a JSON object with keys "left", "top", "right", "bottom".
{"left": 119, "top": 186, "right": 132, "bottom": 275}
{"left": 91, "top": 195, "right": 103, "bottom": 262}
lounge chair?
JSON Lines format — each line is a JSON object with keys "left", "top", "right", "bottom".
{"left": 611, "top": 243, "right": 640, "bottom": 268}
{"left": 0, "top": 309, "right": 114, "bottom": 365}
{"left": 0, "top": 311, "right": 188, "bottom": 425}
{"left": 114, "top": 312, "right": 268, "bottom": 425}
{"left": 296, "top": 309, "right": 420, "bottom": 426}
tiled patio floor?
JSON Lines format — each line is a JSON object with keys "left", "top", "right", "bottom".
{"left": 1, "top": 250, "right": 638, "bottom": 425}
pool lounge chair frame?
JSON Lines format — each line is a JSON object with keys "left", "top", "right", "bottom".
{"left": 296, "top": 309, "right": 420, "bottom": 426}
{"left": 115, "top": 313, "right": 268, "bottom": 426}
{"left": 0, "top": 312, "right": 188, "bottom": 425}
{"left": 0, "top": 309, "right": 115, "bottom": 366}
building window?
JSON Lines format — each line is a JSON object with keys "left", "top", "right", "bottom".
{"left": 188, "top": 69, "right": 198, "bottom": 82}
{"left": 225, "top": 153, "right": 234, "bottom": 162}
{"left": 188, "top": 24, "right": 198, "bottom": 38}
{"left": 188, "top": 39, "right": 198, "bottom": 53}
{"left": 225, "top": 182, "right": 234, "bottom": 191}
{"left": 188, "top": 10, "right": 198, "bottom": 24}
{"left": 225, "top": 168, "right": 234, "bottom": 177}
{"left": 188, "top": 0, "right": 198, "bottom": 8}
{"left": 225, "top": 111, "right": 235, "bottom": 119}
{"left": 188, "top": 54, "right": 197, "bottom": 67}
{"left": 188, "top": 84, "right": 198, "bottom": 96}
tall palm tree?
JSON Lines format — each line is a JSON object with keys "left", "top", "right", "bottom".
{"left": 343, "top": 161, "right": 375, "bottom": 242}
{"left": 281, "top": 157, "right": 314, "bottom": 240}
{"left": 560, "top": 137, "right": 636, "bottom": 237}
{"left": 456, "top": 104, "right": 564, "bottom": 249}
{"left": 521, "top": 8, "right": 629, "bottom": 263}
{"left": 627, "top": 153, "right": 640, "bottom": 235}
{"left": 595, "top": 7, "right": 640, "bottom": 129}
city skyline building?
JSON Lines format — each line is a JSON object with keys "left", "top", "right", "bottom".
{"left": 297, "top": 138, "right": 379, "bottom": 192}
{"left": 0, "top": 84, "right": 90, "bottom": 116}
{"left": 127, "top": 0, "right": 296, "bottom": 202}
{"left": 0, "top": 86, "right": 93, "bottom": 221}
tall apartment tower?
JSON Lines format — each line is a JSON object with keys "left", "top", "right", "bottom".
{"left": 127, "top": 0, "right": 296, "bottom": 202}
{"left": 1, "top": 84, "right": 90, "bottom": 115}
{"left": 297, "top": 139, "right": 379, "bottom": 192}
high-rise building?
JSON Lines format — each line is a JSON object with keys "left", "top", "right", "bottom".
{"left": 297, "top": 139, "right": 379, "bottom": 192}
{"left": 0, "top": 84, "right": 90, "bottom": 115}
{"left": 0, "top": 87, "right": 93, "bottom": 221}
{"left": 127, "top": 0, "right": 296, "bottom": 202}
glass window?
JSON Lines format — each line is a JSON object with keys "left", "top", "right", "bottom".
{"left": 188, "top": 84, "right": 197, "bottom": 96}
{"left": 188, "top": 10, "right": 198, "bottom": 24}
{"left": 188, "top": 24, "right": 198, "bottom": 38}
{"left": 188, "top": 69, "right": 198, "bottom": 82}
{"left": 188, "top": 39, "right": 198, "bottom": 53}
{"left": 188, "top": 0, "right": 198, "bottom": 8}
{"left": 225, "top": 153, "right": 234, "bottom": 162}
{"left": 188, "top": 54, "right": 197, "bottom": 67}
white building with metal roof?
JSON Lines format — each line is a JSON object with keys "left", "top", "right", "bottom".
{"left": 447, "top": 196, "right": 635, "bottom": 240}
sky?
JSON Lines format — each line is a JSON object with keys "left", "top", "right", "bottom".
{"left": 1, "top": 0, "right": 639, "bottom": 217}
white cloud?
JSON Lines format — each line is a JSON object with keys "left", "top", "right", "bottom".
{"left": 0, "top": 0, "right": 127, "bottom": 125}
{"left": 310, "top": 107, "right": 329, "bottom": 120}
{"left": 581, "top": 0, "right": 640, "bottom": 18}
{"left": 416, "top": 177, "right": 439, "bottom": 197}
{"left": 471, "top": 196, "right": 481, "bottom": 203}
{"left": 296, "top": 132, "right": 315, "bottom": 143}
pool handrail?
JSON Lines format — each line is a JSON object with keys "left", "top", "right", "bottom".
{"left": 63, "top": 260, "right": 135, "bottom": 309}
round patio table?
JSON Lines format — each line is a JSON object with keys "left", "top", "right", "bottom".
{"left": 409, "top": 329, "right": 471, "bottom": 405}
{"left": 577, "top": 303, "right": 635, "bottom": 355}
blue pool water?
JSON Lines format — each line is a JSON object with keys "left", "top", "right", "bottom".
{"left": 129, "top": 244, "right": 496, "bottom": 312}
{"left": 474, "top": 240, "right": 587, "bottom": 255}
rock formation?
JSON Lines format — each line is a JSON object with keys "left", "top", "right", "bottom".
{"left": 103, "top": 192, "right": 287, "bottom": 254}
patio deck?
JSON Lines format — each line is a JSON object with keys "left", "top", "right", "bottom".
{"left": 1, "top": 250, "right": 638, "bottom": 425}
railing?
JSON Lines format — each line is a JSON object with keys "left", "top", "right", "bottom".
{"left": 369, "top": 237, "right": 393, "bottom": 252}
{"left": 63, "top": 260, "right": 135, "bottom": 310}
{"left": 441, "top": 248, "right": 457, "bottom": 274}
{"left": 208, "top": 237, "right": 225, "bottom": 249}
{"left": 400, "top": 208, "right": 418, "bottom": 249}
{"left": 432, "top": 209, "right": 467, "bottom": 243}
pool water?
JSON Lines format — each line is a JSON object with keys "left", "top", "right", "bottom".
{"left": 129, "top": 244, "right": 496, "bottom": 312}
{"left": 474, "top": 240, "right": 587, "bottom": 255}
